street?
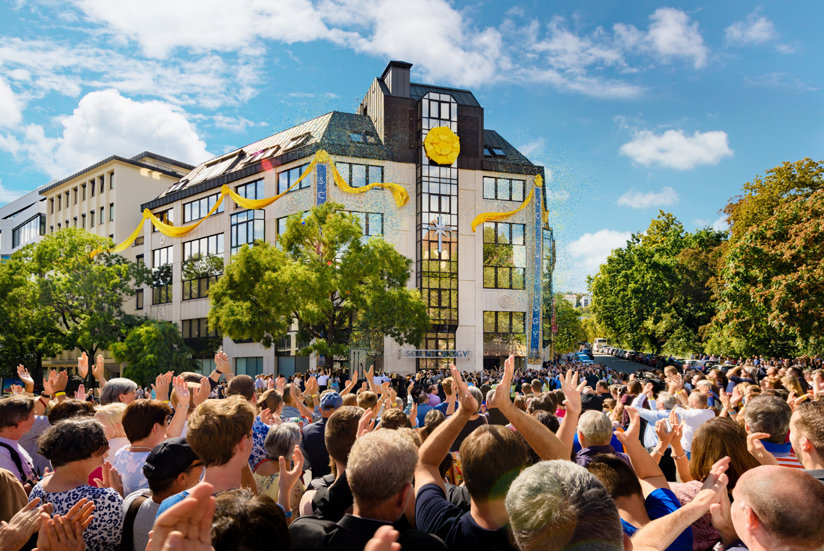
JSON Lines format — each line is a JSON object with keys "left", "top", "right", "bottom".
{"left": 593, "top": 352, "right": 649, "bottom": 375}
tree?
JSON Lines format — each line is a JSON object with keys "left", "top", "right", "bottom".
{"left": 712, "top": 186, "right": 824, "bottom": 356}
{"left": 544, "top": 293, "right": 587, "bottom": 354}
{"left": 0, "top": 229, "right": 147, "bottom": 381}
{"left": 589, "top": 212, "right": 726, "bottom": 356}
{"left": 209, "top": 203, "right": 429, "bottom": 362}
{"left": 111, "top": 320, "right": 195, "bottom": 386}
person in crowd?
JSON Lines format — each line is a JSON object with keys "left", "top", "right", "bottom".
{"left": 630, "top": 388, "right": 714, "bottom": 457}
{"left": 212, "top": 489, "right": 291, "bottom": 551}
{"left": 291, "top": 429, "right": 447, "bottom": 550}
{"left": 414, "top": 358, "right": 580, "bottom": 551}
{"left": 99, "top": 378, "right": 139, "bottom": 406}
{"left": 253, "top": 422, "right": 305, "bottom": 517}
{"left": 29, "top": 418, "right": 123, "bottom": 551}
{"left": 742, "top": 395, "right": 804, "bottom": 468}
{"left": 94, "top": 403, "right": 129, "bottom": 464}
{"left": 301, "top": 390, "right": 341, "bottom": 478}
{"left": 156, "top": 395, "right": 257, "bottom": 515}
{"left": 506, "top": 457, "right": 730, "bottom": 551}
{"left": 449, "top": 386, "right": 487, "bottom": 452}
{"left": 708, "top": 466, "right": 824, "bottom": 551}
{"left": 788, "top": 400, "right": 824, "bottom": 482}
{"left": 379, "top": 408, "right": 413, "bottom": 430}
{"left": 0, "top": 396, "right": 38, "bottom": 488}
{"left": 226, "top": 374, "right": 269, "bottom": 469}
{"left": 120, "top": 436, "right": 202, "bottom": 551}
{"left": 575, "top": 410, "right": 630, "bottom": 467}
{"left": 112, "top": 378, "right": 189, "bottom": 495}
{"left": 0, "top": 467, "right": 27, "bottom": 523}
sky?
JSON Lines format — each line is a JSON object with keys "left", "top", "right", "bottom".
{"left": 0, "top": 0, "right": 821, "bottom": 291}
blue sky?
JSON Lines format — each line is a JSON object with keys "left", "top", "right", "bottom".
{"left": 0, "top": 0, "right": 821, "bottom": 291}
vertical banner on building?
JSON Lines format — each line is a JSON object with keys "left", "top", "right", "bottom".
{"left": 316, "top": 163, "right": 327, "bottom": 205}
{"left": 528, "top": 180, "right": 543, "bottom": 364}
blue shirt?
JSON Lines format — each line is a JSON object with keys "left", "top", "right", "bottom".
{"left": 156, "top": 489, "right": 190, "bottom": 517}
{"left": 621, "top": 488, "right": 692, "bottom": 551}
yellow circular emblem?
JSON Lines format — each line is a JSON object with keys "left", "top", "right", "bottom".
{"left": 424, "top": 126, "right": 460, "bottom": 165}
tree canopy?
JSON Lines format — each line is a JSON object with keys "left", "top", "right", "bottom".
{"left": 111, "top": 320, "right": 195, "bottom": 386}
{"left": 208, "top": 203, "right": 429, "bottom": 361}
{"left": 544, "top": 293, "right": 587, "bottom": 354}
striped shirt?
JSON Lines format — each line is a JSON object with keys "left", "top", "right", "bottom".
{"left": 763, "top": 440, "right": 805, "bottom": 469}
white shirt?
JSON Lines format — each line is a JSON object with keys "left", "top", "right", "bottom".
{"left": 636, "top": 406, "right": 714, "bottom": 452}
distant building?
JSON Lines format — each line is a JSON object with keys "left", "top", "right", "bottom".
{"left": 562, "top": 293, "right": 578, "bottom": 307}
{"left": 580, "top": 294, "right": 592, "bottom": 308}
{"left": 0, "top": 187, "right": 48, "bottom": 259}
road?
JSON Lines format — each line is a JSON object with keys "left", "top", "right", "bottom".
{"left": 593, "top": 352, "right": 649, "bottom": 375}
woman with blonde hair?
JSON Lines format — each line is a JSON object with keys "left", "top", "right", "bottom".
{"left": 93, "top": 402, "right": 128, "bottom": 463}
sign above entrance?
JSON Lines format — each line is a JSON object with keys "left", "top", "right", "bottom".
{"left": 399, "top": 349, "right": 471, "bottom": 359}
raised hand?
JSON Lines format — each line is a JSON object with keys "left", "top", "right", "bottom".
{"left": 489, "top": 355, "right": 515, "bottom": 411}
{"left": 74, "top": 384, "right": 88, "bottom": 401}
{"left": 277, "top": 445, "right": 305, "bottom": 505}
{"left": 17, "top": 365, "right": 34, "bottom": 392}
{"left": 10, "top": 384, "right": 24, "bottom": 395}
{"left": 43, "top": 370, "right": 56, "bottom": 396}
{"left": 149, "top": 482, "right": 216, "bottom": 551}
{"left": 746, "top": 432, "right": 779, "bottom": 465}
{"left": 0, "top": 498, "right": 45, "bottom": 551}
{"left": 617, "top": 406, "right": 641, "bottom": 443}
{"left": 655, "top": 419, "right": 674, "bottom": 448}
{"left": 152, "top": 371, "right": 173, "bottom": 402}
{"left": 63, "top": 497, "right": 94, "bottom": 530}
{"left": 172, "top": 376, "right": 191, "bottom": 410}
{"left": 357, "top": 408, "right": 375, "bottom": 439}
{"left": 93, "top": 461, "right": 124, "bottom": 497}
{"left": 451, "top": 366, "right": 478, "bottom": 414}
{"left": 93, "top": 354, "right": 106, "bottom": 382}
{"left": 193, "top": 377, "right": 211, "bottom": 406}
{"left": 54, "top": 371, "right": 68, "bottom": 394}
{"left": 214, "top": 350, "right": 230, "bottom": 373}
{"left": 275, "top": 376, "right": 286, "bottom": 394}
{"left": 695, "top": 456, "right": 730, "bottom": 509}
{"left": 77, "top": 353, "right": 89, "bottom": 379}
{"left": 561, "top": 369, "right": 583, "bottom": 416}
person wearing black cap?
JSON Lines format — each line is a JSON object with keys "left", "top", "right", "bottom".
{"left": 120, "top": 436, "right": 202, "bottom": 551}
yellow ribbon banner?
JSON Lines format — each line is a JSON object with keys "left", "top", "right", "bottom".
{"left": 470, "top": 174, "right": 548, "bottom": 232}
{"left": 91, "top": 149, "right": 409, "bottom": 257}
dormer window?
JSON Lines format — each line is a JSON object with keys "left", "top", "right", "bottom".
{"left": 484, "top": 146, "right": 506, "bottom": 157}
{"left": 284, "top": 133, "right": 311, "bottom": 151}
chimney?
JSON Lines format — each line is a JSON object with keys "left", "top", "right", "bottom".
{"left": 381, "top": 60, "right": 412, "bottom": 97}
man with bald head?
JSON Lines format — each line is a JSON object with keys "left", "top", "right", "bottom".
{"left": 713, "top": 465, "right": 824, "bottom": 551}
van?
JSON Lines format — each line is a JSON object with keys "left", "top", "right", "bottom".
{"left": 593, "top": 338, "right": 607, "bottom": 352}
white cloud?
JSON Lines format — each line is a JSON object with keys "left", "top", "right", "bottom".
{"left": 617, "top": 186, "right": 679, "bottom": 209}
{"left": 59, "top": 1, "right": 709, "bottom": 97}
{"left": 619, "top": 129, "right": 733, "bottom": 170}
{"left": 1, "top": 89, "right": 210, "bottom": 178}
{"left": 711, "top": 216, "right": 729, "bottom": 232}
{"left": 568, "top": 229, "right": 632, "bottom": 276}
{"left": 744, "top": 72, "right": 817, "bottom": 92}
{"left": 726, "top": 11, "right": 777, "bottom": 45}
{"left": 646, "top": 8, "right": 708, "bottom": 68}
{"left": 0, "top": 78, "right": 23, "bottom": 128}
{"left": 0, "top": 180, "right": 25, "bottom": 205}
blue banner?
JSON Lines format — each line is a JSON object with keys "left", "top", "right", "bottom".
{"left": 529, "top": 183, "right": 543, "bottom": 362}
{"left": 316, "top": 163, "right": 327, "bottom": 205}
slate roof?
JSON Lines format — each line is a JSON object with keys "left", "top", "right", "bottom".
{"left": 409, "top": 83, "right": 481, "bottom": 107}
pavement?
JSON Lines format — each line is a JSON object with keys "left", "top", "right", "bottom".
{"left": 593, "top": 352, "right": 649, "bottom": 375}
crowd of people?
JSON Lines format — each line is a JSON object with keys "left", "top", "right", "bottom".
{"left": 1, "top": 350, "right": 823, "bottom": 551}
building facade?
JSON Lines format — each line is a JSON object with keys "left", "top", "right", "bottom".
{"left": 0, "top": 187, "right": 48, "bottom": 259}
{"left": 134, "top": 61, "right": 551, "bottom": 375}
{"left": 38, "top": 152, "right": 193, "bottom": 369}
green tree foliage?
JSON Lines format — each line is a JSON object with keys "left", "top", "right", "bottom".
{"left": 111, "top": 320, "right": 195, "bottom": 386}
{"left": 0, "top": 229, "right": 147, "bottom": 380}
{"left": 209, "top": 203, "right": 429, "bottom": 360}
{"left": 589, "top": 212, "right": 726, "bottom": 355}
{"left": 712, "top": 176, "right": 824, "bottom": 356}
{"left": 544, "top": 293, "right": 587, "bottom": 354}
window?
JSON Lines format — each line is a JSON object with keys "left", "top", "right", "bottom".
{"left": 152, "top": 209, "right": 173, "bottom": 232}
{"left": 349, "top": 212, "right": 383, "bottom": 239}
{"left": 99, "top": 207, "right": 104, "bottom": 225}
{"left": 81, "top": 214, "right": 86, "bottom": 228}
{"left": 135, "top": 289, "right": 144, "bottom": 310}
{"left": 484, "top": 146, "right": 506, "bottom": 157}
{"left": 181, "top": 318, "right": 218, "bottom": 339}
{"left": 183, "top": 193, "right": 224, "bottom": 223}
{"left": 484, "top": 311, "right": 526, "bottom": 335}
{"left": 81, "top": 184, "right": 86, "bottom": 201}
{"left": 235, "top": 357, "right": 263, "bottom": 376}
{"left": 57, "top": 195, "right": 61, "bottom": 211}
{"left": 182, "top": 234, "right": 224, "bottom": 300}
{"left": 336, "top": 163, "right": 383, "bottom": 189}
{"left": 98, "top": 176, "right": 104, "bottom": 194}
{"left": 230, "top": 210, "right": 264, "bottom": 254}
{"left": 277, "top": 164, "right": 309, "bottom": 194}
{"left": 90, "top": 210, "right": 95, "bottom": 228}
{"left": 277, "top": 211, "right": 308, "bottom": 240}
{"left": 483, "top": 222, "right": 526, "bottom": 289}
{"left": 73, "top": 188, "right": 78, "bottom": 204}
{"left": 49, "top": 198, "right": 54, "bottom": 214}
{"left": 12, "top": 214, "right": 45, "bottom": 249}
{"left": 109, "top": 171, "right": 115, "bottom": 190}
{"left": 109, "top": 203, "right": 114, "bottom": 221}
{"left": 136, "top": 254, "right": 144, "bottom": 265}
{"left": 152, "top": 246, "right": 173, "bottom": 305}
{"left": 235, "top": 180, "right": 264, "bottom": 201}
{"left": 90, "top": 181, "right": 95, "bottom": 197}
{"left": 73, "top": 217, "right": 77, "bottom": 227}
{"left": 483, "top": 176, "right": 525, "bottom": 202}
{"left": 283, "top": 133, "right": 310, "bottom": 151}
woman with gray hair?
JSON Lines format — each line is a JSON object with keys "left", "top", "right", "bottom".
{"left": 252, "top": 422, "right": 305, "bottom": 516}
{"left": 99, "top": 378, "right": 138, "bottom": 405}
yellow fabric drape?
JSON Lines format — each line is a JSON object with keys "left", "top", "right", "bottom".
{"left": 91, "top": 148, "right": 411, "bottom": 258}
{"left": 471, "top": 175, "right": 547, "bottom": 232}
